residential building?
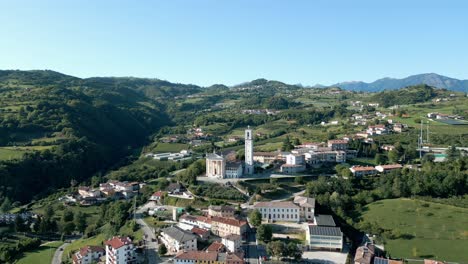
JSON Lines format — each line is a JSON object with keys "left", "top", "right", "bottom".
{"left": 354, "top": 243, "right": 376, "bottom": 264}
{"left": 253, "top": 152, "right": 278, "bottom": 164}
{"left": 350, "top": 166, "right": 378, "bottom": 177}
{"left": 375, "top": 164, "right": 403, "bottom": 173}
{"left": 167, "top": 183, "right": 185, "bottom": 194}
{"left": 174, "top": 251, "right": 244, "bottom": 264}
{"left": 160, "top": 226, "right": 197, "bottom": 253}
{"left": 307, "top": 226, "right": 343, "bottom": 251}
{"left": 222, "top": 234, "right": 242, "bottom": 253}
{"left": 280, "top": 164, "right": 306, "bottom": 174}
{"left": 72, "top": 246, "right": 105, "bottom": 264}
{"left": 374, "top": 257, "right": 404, "bottom": 264}
{"left": 210, "top": 216, "right": 248, "bottom": 238}
{"left": 78, "top": 187, "right": 101, "bottom": 198}
{"left": 191, "top": 227, "right": 210, "bottom": 240}
{"left": 208, "top": 205, "right": 236, "bottom": 218}
{"left": 149, "top": 191, "right": 164, "bottom": 201}
{"left": 225, "top": 161, "right": 243, "bottom": 178}
{"left": 104, "top": 236, "right": 136, "bottom": 264}
{"left": 424, "top": 260, "right": 448, "bottom": 264}
{"left": 327, "top": 140, "right": 348, "bottom": 150}
{"left": 286, "top": 153, "right": 305, "bottom": 165}
{"left": 293, "top": 196, "right": 315, "bottom": 221}
{"left": 206, "top": 241, "right": 226, "bottom": 252}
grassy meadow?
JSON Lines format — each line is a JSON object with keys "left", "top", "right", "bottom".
{"left": 360, "top": 198, "right": 468, "bottom": 263}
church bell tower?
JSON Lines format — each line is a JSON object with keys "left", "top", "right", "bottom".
{"left": 244, "top": 126, "right": 254, "bottom": 175}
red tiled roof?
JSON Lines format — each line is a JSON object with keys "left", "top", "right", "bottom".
{"left": 105, "top": 236, "right": 132, "bottom": 249}
{"left": 152, "top": 191, "right": 164, "bottom": 197}
{"left": 211, "top": 216, "right": 247, "bottom": 227}
{"left": 351, "top": 166, "right": 376, "bottom": 172}
{"left": 175, "top": 251, "right": 218, "bottom": 261}
{"left": 79, "top": 245, "right": 105, "bottom": 256}
{"left": 191, "top": 227, "right": 209, "bottom": 236}
{"left": 424, "top": 260, "right": 447, "bottom": 264}
{"left": 379, "top": 164, "right": 403, "bottom": 170}
{"left": 206, "top": 241, "right": 225, "bottom": 252}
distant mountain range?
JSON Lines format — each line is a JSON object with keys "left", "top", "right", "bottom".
{"left": 322, "top": 73, "right": 468, "bottom": 92}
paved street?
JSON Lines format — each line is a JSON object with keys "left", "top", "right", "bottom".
{"left": 136, "top": 202, "right": 161, "bottom": 264}
{"left": 51, "top": 242, "right": 69, "bottom": 264}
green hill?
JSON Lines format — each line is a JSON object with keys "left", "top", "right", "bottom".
{"left": 0, "top": 70, "right": 200, "bottom": 203}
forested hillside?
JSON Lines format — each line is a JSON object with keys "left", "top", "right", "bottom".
{"left": 370, "top": 84, "right": 439, "bottom": 107}
{"left": 0, "top": 70, "right": 199, "bottom": 203}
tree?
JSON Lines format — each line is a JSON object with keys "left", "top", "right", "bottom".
{"left": 388, "top": 150, "right": 400, "bottom": 163}
{"left": 0, "top": 197, "right": 12, "bottom": 213}
{"left": 257, "top": 224, "right": 272, "bottom": 242}
{"left": 287, "top": 242, "right": 302, "bottom": 260}
{"left": 270, "top": 177, "right": 278, "bottom": 185}
{"left": 267, "top": 240, "right": 285, "bottom": 260}
{"left": 249, "top": 210, "right": 262, "bottom": 227}
{"left": 294, "top": 176, "right": 305, "bottom": 185}
{"left": 14, "top": 216, "right": 27, "bottom": 232}
{"left": 281, "top": 136, "right": 294, "bottom": 151}
{"left": 44, "top": 205, "right": 54, "bottom": 219}
{"left": 374, "top": 153, "right": 387, "bottom": 165}
{"left": 74, "top": 211, "right": 86, "bottom": 233}
{"left": 62, "top": 209, "right": 74, "bottom": 222}
{"left": 158, "top": 244, "right": 167, "bottom": 255}
{"left": 446, "top": 146, "right": 460, "bottom": 161}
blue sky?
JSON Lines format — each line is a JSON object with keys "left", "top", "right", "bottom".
{"left": 0, "top": 0, "right": 467, "bottom": 86}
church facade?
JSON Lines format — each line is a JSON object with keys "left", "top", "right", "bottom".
{"left": 205, "top": 127, "right": 254, "bottom": 179}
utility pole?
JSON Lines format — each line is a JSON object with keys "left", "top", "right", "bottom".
{"left": 426, "top": 121, "right": 430, "bottom": 145}
{"left": 419, "top": 119, "right": 423, "bottom": 159}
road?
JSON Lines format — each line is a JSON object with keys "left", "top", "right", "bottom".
{"left": 136, "top": 202, "right": 161, "bottom": 264}
{"left": 243, "top": 231, "right": 259, "bottom": 264}
{"left": 51, "top": 242, "right": 69, "bottom": 264}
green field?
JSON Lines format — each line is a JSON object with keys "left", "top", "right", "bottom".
{"left": 360, "top": 198, "right": 468, "bottom": 262}
{"left": 152, "top": 143, "right": 189, "bottom": 153}
{"left": 16, "top": 241, "right": 63, "bottom": 264}
{"left": 0, "top": 146, "right": 55, "bottom": 160}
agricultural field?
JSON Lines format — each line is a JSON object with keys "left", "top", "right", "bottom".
{"left": 16, "top": 241, "right": 63, "bottom": 264}
{"left": 0, "top": 145, "right": 55, "bottom": 160}
{"left": 152, "top": 142, "right": 189, "bottom": 153}
{"left": 359, "top": 198, "right": 468, "bottom": 263}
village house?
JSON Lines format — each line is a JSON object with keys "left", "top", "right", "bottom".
{"left": 210, "top": 216, "right": 248, "bottom": 238}
{"left": 354, "top": 243, "right": 377, "bottom": 264}
{"left": 78, "top": 187, "right": 101, "bottom": 198}
{"left": 191, "top": 227, "right": 210, "bottom": 240}
{"left": 375, "top": 164, "right": 403, "bottom": 173}
{"left": 105, "top": 236, "right": 136, "bottom": 264}
{"left": 149, "top": 191, "right": 164, "bottom": 201}
{"left": 254, "top": 201, "right": 300, "bottom": 222}
{"left": 174, "top": 251, "right": 244, "bottom": 264}
{"left": 293, "top": 196, "right": 315, "bottom": 221}
{"left": 160, "top": 226, "right": 198, "bottom": 253}
{"left": 327, "top": 139, "right": 348, "bottom": 150}
{"left": 350, "top": 166, "right": 378, "bottom": 177}
{"left": 208, "top": 205, "right": 236, "bottom": 218}
{"left": 253, "top": 151, "right": 278, "bottom": 164}
{"left": 206, "top": 241, "right": 226, "bottom": 252}
{"left": 72, "top": 245, "right": 105, "bottom": 264}
{"left": 222, "top": 234, "right": 242, "bottom": 253}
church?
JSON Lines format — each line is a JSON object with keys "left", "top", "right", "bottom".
{"left": 205, "top": 127, "right": 254, "bottom": 179}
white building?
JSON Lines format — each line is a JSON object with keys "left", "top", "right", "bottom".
{"left": 294, "top": 196, "right": 315, "bottom": 221}
{"left": 222, "top": 234, "right": 242, "bottom": 253}
{"left": 244, "top": 127, "right": 254, "bottom": 175}
{"left": 253, "top": 201, "right": 300, "bottom": 222}
{"left": 206, "top": 152, "right": 226, "bottom": 178}
{"left": 350, "top": 166, "right": 378, "bottom": 177}
{"left": 72, "top": 246, "right": 105, "bottom": 264}
{"left": 306, "top": 226, "right": 343, "bottom": 251}
{"left": 281, "top": 153, "right": 306, "bottom": 173}
{"left": 375, "top": 164, "right": 403, "bottom": 173}
{"left": 160, "top": 226, "right": 197, "bottom": 253}
{"left": 104, "top": 236, "right": 136, "bottom": 264}
{"left": 225, "top": 161, "right": 243, "bottom": 178}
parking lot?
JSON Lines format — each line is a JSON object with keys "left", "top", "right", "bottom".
{"left": 302, "top": 248, "right": 349, "bottom": 264}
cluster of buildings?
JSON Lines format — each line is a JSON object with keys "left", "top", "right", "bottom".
{"left": 0, "top": 211, "right": 36, "bottom": 224}
{"left": 159, "top": 204, "right": 247, "bottom": 263}
{"left": 72, "top": 236, "right": 136, "bottom": 264}
{"left": 280, "top": 139, "right": 358, "bottom": 173}
{"left": 63, "top": 180, "right": 142, "bottom": 206}
{"left": 349, "top": 164, "right": 403, "bottom": 177}
{"left": 253, "top": 196, "right": 344, "bottom": 252}
{"left": 206, "top": 127, "right": 254, "bottom": 179}
{"left": 427, "top": 112, "right": 464, "bottom": 120}
{"left": 241, "top": 109, "right": 280, "bottom": 115}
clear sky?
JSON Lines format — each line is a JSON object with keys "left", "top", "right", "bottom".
{"left": 0, "top": 0, "right": 467, "bottom": 86}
